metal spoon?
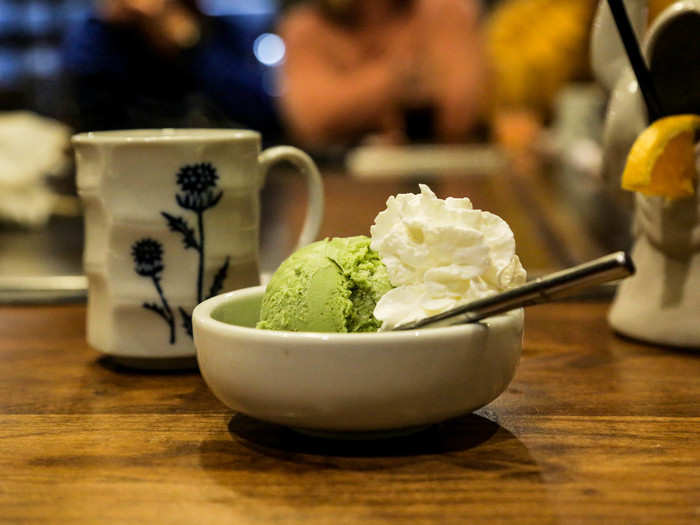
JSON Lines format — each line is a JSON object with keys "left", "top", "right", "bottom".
{"left": 392, "top": 251, "right": 634, "bottom": 330}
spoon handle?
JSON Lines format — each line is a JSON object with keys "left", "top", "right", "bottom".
{"left": 392, "top": 251, "right": 635, "bottom": 330}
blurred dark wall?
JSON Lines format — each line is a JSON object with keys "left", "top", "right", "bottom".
{"left": 0, "top": 0, "right": 91, "bottom": 119}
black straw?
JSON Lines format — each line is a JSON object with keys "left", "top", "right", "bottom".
{"left": 606, "top": 0, "right": 665, "bottom": 121}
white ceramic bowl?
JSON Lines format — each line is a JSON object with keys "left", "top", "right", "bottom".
{"left": 193, "top": 286, "right": 524, "bottom": 437}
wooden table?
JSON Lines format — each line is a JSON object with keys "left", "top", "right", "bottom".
{"left": 1, "top": 168, "right": 698, "bottom": 524}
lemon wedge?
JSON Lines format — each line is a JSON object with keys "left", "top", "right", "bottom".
{"left": 621, "top": 114, "right": 700, "bottom": 198}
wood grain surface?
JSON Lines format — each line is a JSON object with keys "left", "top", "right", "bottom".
{"left": 1, "top": 168, "right": 697, "bottom": 524}
{"left": 1, "top": 301, "right": 698, "bottom": 525}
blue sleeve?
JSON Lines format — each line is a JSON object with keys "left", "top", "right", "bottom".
{"left": 61, "top": 15, "right": 135, "bottom": 131}
{"left": 62, "top": 15, "right": 129, "bottom": 76}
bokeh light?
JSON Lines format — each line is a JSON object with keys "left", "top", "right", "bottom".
{"left": 253, "top": 33, "right": 285, "bottom": 66}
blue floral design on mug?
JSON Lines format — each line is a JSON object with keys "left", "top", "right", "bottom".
{"left": 133, "top": 162, "right": 229, "bottom": 344}
{"left": 131, "top": 238, "right": 175, "bottom": 344}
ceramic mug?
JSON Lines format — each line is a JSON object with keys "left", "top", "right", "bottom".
{"left": 73, "top": 129, "right": 324, "bottom": 367}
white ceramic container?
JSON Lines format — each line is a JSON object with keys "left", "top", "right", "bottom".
{"left": 591, "top": 1, "right": 700, "bottom": 348}
{"left": 193, "top": 286, "right": 524, "bottom": 437}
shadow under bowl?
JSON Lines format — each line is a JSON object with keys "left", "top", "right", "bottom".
{"left": 193, "top": 286, "right": 523, "bottom": 437}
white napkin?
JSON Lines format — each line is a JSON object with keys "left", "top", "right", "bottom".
{"left": 0, "top": 111, "right": 72, "bottom": 227}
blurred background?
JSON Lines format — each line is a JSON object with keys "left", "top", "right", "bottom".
{"left": 2, "top": 0, "right": 675, "bottom": 300}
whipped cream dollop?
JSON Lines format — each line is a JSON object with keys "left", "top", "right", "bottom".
{"left": 370, "top": 184, "right": 526, "bottom": 330}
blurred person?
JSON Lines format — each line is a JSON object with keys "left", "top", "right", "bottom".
{"left": 278, "top": 0, "right": 486, "bottom": 148}
{"left": 486, "top": 0, "right": 678, "bottom": 172}
{"left": 487, "top": 0, "right": 597, "bottom": 120}
{"left": 485, "top": 0, "right": 598, "bottom": 170}
{"left": 63, "top": 0, "right": 282, "bottom": 137}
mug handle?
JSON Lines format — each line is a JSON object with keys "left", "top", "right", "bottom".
{"left": 258, "top": 146, "right": 324, "bottom": 249}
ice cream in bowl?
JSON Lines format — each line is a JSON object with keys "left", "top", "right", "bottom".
{"left": 193, "top": 185, "right": 526, "bottom": 437}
